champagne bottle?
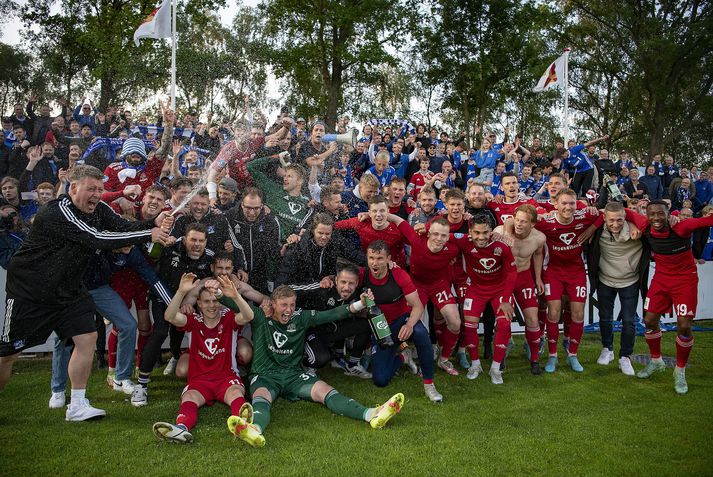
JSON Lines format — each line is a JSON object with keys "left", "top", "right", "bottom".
{"left": 606, "top": 179, "right": 623, "bottom": 202}
{"left": 366, "top": 298, "right": 394, "bottom": 349}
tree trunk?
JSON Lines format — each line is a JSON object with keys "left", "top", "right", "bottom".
{"left": 99, "top": 72, "right": 114, "bottom": 112}
{"left": 325, "top": 57, "right": 343, "bottom": 133}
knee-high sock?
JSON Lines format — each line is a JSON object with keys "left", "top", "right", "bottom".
{"left": 433, "top": 317, "right": 447, "bottom": 341}
{"left": 675, "top": 335, "right": 694, "bottom": 368}
{"left": 107, "top": 328, "right": 118, "bottom": 370}
{"left": 252, "top": 397, "right": 272, "bottom": 434}
{"left": 546, "top": 321, "right": 560, "bottom": 356}
{"left": 562, "top": 308, "right": 572, "bottom": 338}
{"left": 176, "top": 401, "right": 198, "bottom": 430}
{"left": 229, "top": 396, "right": 246, "bottom": 416}
{"left": 525, "top": 325, "right": 541, "bottom": 362}
{"left": 324, "top": 390, "right": 369, "bottom": 421}
{"left": 492, "top": 319, "right": 511, "bottom": 364}
{"left": 645, "top": 329, "right": 662, "bottom": 359}
{"left": 568, "top": 321, "right": 584, "bottom": 356}
{"left": 136, "top": 326, "right": 152, "bottom": 367}
{"left": 462, "top": 321, "right": 480, "bottom": 361}
{"left": 438, "top": 328, "right": 460, "bottom": 360}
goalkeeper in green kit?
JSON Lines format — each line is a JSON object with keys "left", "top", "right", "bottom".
{"left": 209, "top": 277, "right": 405, "bottom": 447}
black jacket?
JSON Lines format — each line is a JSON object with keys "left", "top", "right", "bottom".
{"left": 224, "top": 207, "right": 281, "bottom": 294}
{"left": 19, "top": 156, "right": 67, "bottom": 190}
{"left": 6, "top": 196, "right": 155, "bottom": 305}
{"left": 157, "top": 243, "right": 214, "bottom": 299}
{"left": 170, "top": 210, "right": 246, "bottom": 270}
{"left": 275, "top": 230, "right": 366, "bottom": 306}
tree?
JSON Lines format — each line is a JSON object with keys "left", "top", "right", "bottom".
{"left": 0, "top": 42, "right": 31, "bottom": 114}
{"left": 563, "top": 0, "right": 713, "bottom": 163}
{"left": 258, "top": 0, "right": 415, "bottom": 130}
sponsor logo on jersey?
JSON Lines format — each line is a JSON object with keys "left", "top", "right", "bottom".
{"left": 327, "top": 297, "right": 336, "bottom": 307}
{"left": 273, "top": 331, "right": 288, "bottom": 348}
{"left": 479, "top": 258, "right": 497, "bottom": 270}
{"left": 288, "top": 202, "right": 303, "bottom": 215}
{"left": 575, "top": 223, "right": 584, "bottom": 230}
{"left": 559, "top": 232, "right": 576, "bottom": 245}
{"left": 204, "top": 338, "right": 219, "bottom": 355}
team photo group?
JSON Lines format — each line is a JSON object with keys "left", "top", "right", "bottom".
{"left": 1, "top": 87, "right": 712, "bottom": 449}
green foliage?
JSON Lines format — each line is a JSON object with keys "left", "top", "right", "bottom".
{"left": 2, "top": 332, "right": 713, "bottom": 475}
{"left": 563, "top": 0, "right": 713, "bottom": 163}
{"left": 257, "top": 0, "right": 416, "bottom": 130}
{"left": 0, "top": 42, "right": 31, "bottom": 114}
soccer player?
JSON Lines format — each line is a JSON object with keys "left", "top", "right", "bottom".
{"left": 496, "top": 204, "right": 547, "bottom": 374}
{"left": 334, "top": 195, "right": 407, "bottom": 268}
{"left": 152, "top": 274, "right": 254, "bottom": 444}
{"left": 487, "top": 172, "right": 537, "bottom": 225}
{"left": 622, "top": 201, "right": 713, "bottom": 393}
{"left": 386, "top": 214, "right": 462, "bottom": 376}
{"left": 535, "top": 188, "right": 600, "bottom": 373}
{"left": 360, "top": 240, "right": 437, "bottom": 400}
{"left": 218, "top": 283, "right": 404, "bottom": 446}
{"left": 455, "top": 215, "right": 517, "bottom": 384}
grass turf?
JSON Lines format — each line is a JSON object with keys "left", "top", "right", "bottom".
{"left": 1, "top": 329, "right": 713, "bottom": 477}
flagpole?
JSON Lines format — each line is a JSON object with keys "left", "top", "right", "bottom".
{"left": 170, "top": 0, "right": 177, "bottom": 110}
{"left": 563, "top": 48, "right": 571, "bottom": 144}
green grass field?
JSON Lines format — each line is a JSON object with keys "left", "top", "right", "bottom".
{"left": 1, "top": 329, "right": 713, "bottom": 477}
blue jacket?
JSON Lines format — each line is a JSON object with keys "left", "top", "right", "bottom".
{"left": 0, "top": 230, "right": 25, "bottom": 269}
{"left": 565, "top": 144, "right": 593, "bottom": 173}
{"left": 471, "top": 149, "right": 499, "bottom": 170}
{"left": 639, "top": 174, "right": 663, "bottom": 200}
{"left": 73, "top": 104, "right": 96, "bottom": 130}
{"left": 694, "top": 179, "right": 712, "bottom": 206}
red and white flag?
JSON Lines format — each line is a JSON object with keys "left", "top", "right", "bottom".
{"left": 533, "top": 51, "right": 568, "bottom": 92}
{"left": 134, "top": 0, "right": 172, "bottom": 47}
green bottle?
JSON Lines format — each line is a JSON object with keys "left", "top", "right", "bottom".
{"left": 366, "top": 298, "right": 394, "bottom": 349}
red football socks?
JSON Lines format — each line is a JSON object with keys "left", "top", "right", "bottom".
{"left": 568, "top": 321, "right": 584, "bottom": 356}
{"left": 645, "top": 329, "right": 662, "bottom": 359}
{"left": 463, "top": 321, "right": 480, "bottom": 360}
{"left": 492, "top": 319, "right": 511, "bottom": 364}
{"left": 546, "top": 320, "right": 559, "bottom": 355}
{"left": 439, "top": 328, "right": 460, "bottom": 360}
{"left": 525, "top": 326, "right": 541, "bottom": 362}
{"left": 176, "top": 401, "right": 198, "bottom": 430}
{"left": 675, "top": 335, "right": 694, "bottom": 368}
{"left": 230, "top": 396, "right": 247, "bottom": 416}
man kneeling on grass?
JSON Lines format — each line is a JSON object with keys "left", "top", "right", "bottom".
{"left": 221, "top": 283, "right": 405, "bottom": 447}
{"left": 153, "top": 273, "right": 255, "bottom": 445}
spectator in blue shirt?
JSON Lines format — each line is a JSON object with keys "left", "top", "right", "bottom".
{"left": 640, "top": 164, "right": 664, "bottom": 200}
{"left": 73, "top": 98, "right": 97, "bottom": 130}
{"left": 694, "top": 171, "right": 712, "bottom": 209}
{"left": 564, "top": 135, "right": 608, "bottom": 197}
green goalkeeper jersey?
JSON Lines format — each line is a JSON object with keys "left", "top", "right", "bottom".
{"left": 219, "top": 297, "right": 351, "bottom": 376}
{"left": 247, "top": 156, "right": 311, "bottom": 242}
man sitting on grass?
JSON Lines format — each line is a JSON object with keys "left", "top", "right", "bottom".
{"left": 152, "top": 273, "right": 255, "bottom": 445}
{"left": 217, "top": 282, "right": 405, "bottom": 447}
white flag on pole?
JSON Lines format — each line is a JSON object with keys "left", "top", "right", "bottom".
{"left": 533, "top": 52, "right": 568, "bottom": 92}
{"left": 133, "top": 0, "right": 172, "bottom": 47}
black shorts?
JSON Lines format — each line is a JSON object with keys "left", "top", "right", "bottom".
{"left": 0, "top": 296, "right": 97, "bottom": 357}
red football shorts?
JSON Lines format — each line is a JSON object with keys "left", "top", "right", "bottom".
{"left": 111, "top": 274, "right": 149, "bottom": 310}
{"left": 644, "top": 275, "right": 698, "bottom": 317}
{"left": 543, "top": 268, "right": 587, "bottom": 303}
{"left": 182, "top": 372, "right": 244, "bottom": 405}
{"left": 415, "top": 279, "right": 457, "bottom": 310}
{"left": 462, "top": 287, "right": 513, "bottom": 319}
{"left": 513, "top": 270, "right": 538, "bottom": 310}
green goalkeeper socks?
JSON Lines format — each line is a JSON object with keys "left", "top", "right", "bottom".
{"left": 252, "top": 397, "right": 272, "bottom": 434}
{"left": 324, "top": 390, "right": 369, "bottom": 421}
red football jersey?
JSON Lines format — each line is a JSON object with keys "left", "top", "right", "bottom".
{"left": 535, "top": 209, "right": 598, "bottom": 271}
{"left": 179, "top": 309, "right": 241, "bottom": 382}
{"left": 454, "top": 237, "right": 517, "bottom": 296}
{"left": 335, "top": 217, "right": 407, "bottom": 268}
{"left": 359, "top": 267, "right": 417, "bottom": 324}
{"left": 488, "top": 198, "right": 538, "bottom": 225}
{"left": 408, "top": 171, "right": 433, "bottom": 198}
{"left": 397, "top": 221, "right": 460, "bottom": 283}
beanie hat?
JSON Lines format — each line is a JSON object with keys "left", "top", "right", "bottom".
{"left": 121, "top": 137, "right": 147, "bottom": 161}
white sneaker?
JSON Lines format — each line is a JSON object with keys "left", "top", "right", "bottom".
{"left": 49, "top": 392, "right": 66, "bottom": 409}
{"left": 466, "top": 361, "right": 483, "bottom": 380}
{"left": 344, "top": 364, "right": 372, "bottom": 379}
{"left": 401, "top": 348, "right": 419, "bottom": 375}
{"left": 131, "top": 386, "right": 148, "bottom": 407}
{"left": 153, "top": 422, "right": 194, "bottom": 444}
{"left": 597, "top": 348, "right": 615, "bottom": 365}
{"left": 619, "top": 356, "right": 635, "bottom": 376}
{"left": 65, "top": 398, "right": 106, "bottom": 421}
{"left": 424, "top": 383, "right": 443, "bottom": 402}
{"left": 163, "top": 357, "right": 178, "bottom": 376}
{"left": 113, "top": 379, "right": 136, "bottom": 395}
{"left": 489, "top": 366, "right": 504, "bottom": 385}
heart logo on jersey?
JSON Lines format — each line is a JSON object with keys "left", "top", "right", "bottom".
{"left": 500, "top": 214, "right": 512, "bottom": 222}
{"left": 559, "top": 232, "right": 576, "bottom": 245}
{"left": 273, "top": 331, "right": 288, "bottom": 348}
{"left": 479, "top": 258, "right": 496, "bottom": 270}
{"left": 204, "top": 338, "right": 219, "bottom": 355}
{"left": 288, "top": 202, "right": 303, "bottom": 215}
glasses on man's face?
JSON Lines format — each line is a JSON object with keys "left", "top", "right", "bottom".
{"left": 242, "top": 205, "right": 262, "bottom": 212}
{"left": 139, "top": 122, "right": 148, "bottom": 126}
